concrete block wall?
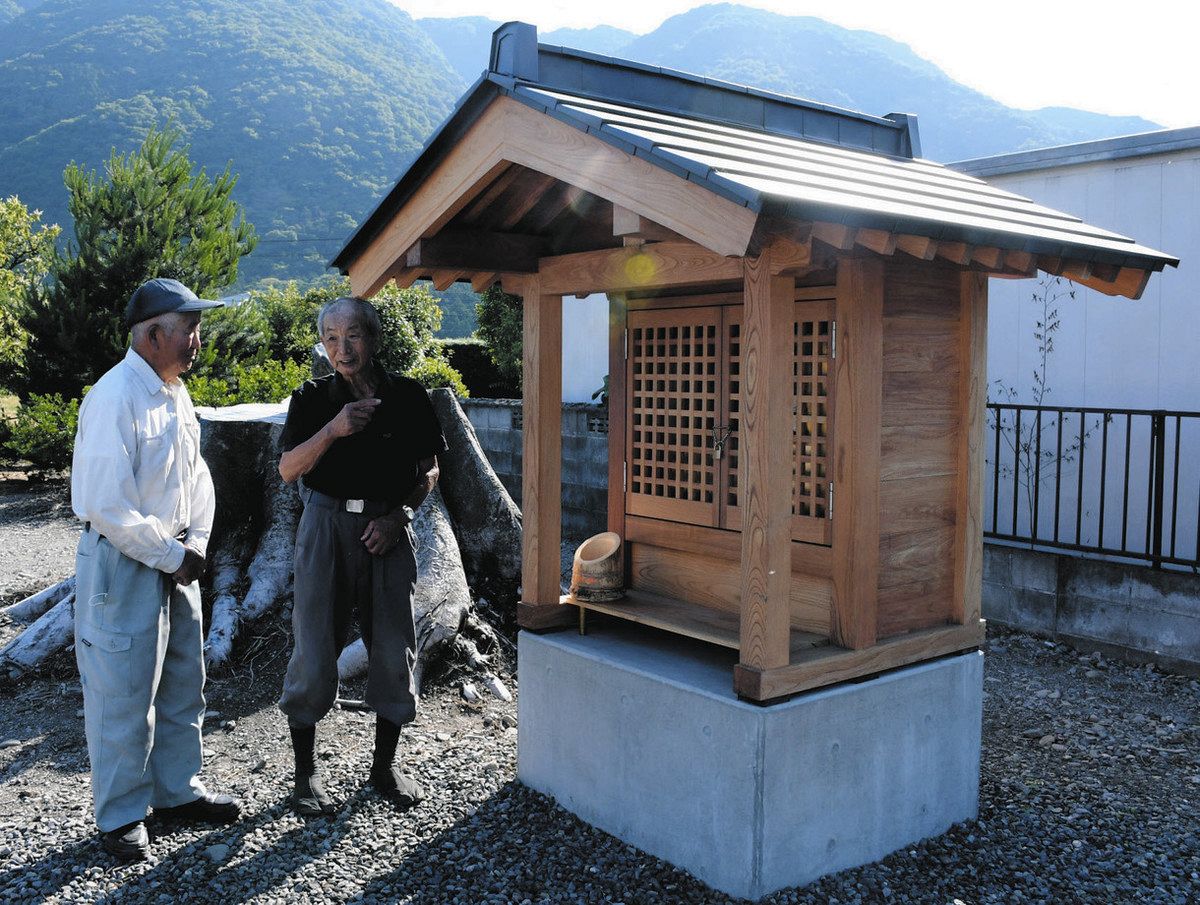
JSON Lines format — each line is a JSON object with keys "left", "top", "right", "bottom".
{"left": 460, "top": 399, "right": 609, "bottom": 540}
{"left": 983, "top": 545, "right": 1200, "bottom": 673}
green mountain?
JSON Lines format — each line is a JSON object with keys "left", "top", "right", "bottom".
{"left": 0, "top": 0, "right": 462, "bottom": 288}
{"left": 417, "top": 5, "right": 1159, "bottom": 161}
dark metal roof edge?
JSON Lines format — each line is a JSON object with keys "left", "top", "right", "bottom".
{"left": 331, "top": 76, "right": 501, "bottom": 272}
{"left": 535, "top": 42, "right": 903, "bottom": 131}
{"left": 780, "top": 199, "right": 1179, "bottom": 271}
{"left": 951, "top": 126, "right": 1200, "bottom": 178}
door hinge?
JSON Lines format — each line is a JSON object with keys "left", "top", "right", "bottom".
{"left": 623, "top": 329, "right": 628, "bottom": 360}
{"left": 830, "top": 321, "right": 837, "bottom": 359}
{"left": 827, "top": 481, "right": 834, "bottom": 519}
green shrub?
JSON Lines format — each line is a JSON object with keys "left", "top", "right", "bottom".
{"left": 442, "top": 337, "right": 516, "bottom": 398}
{"left": 187, "top": 375, "right": 233, "bottom": 407}
{"left": 406, "top": 356, "right": 468, "bottom": 397}
{"left": 188, "top": 359, "right": 307, "bottom": 407}
{"left": 3, "top": 392, "right": 80, "bottom": 477}
{"left": 475, "top": 286, "right": 522, "bottom": 393}
{"left": 231, "top": 359, "right": 308, "bottom": 404}
{"left": 374, "top": 282, "right": 443, "bottom": 375}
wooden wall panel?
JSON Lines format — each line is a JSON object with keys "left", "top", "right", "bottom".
{"left": 629, "top": 543, "right": 832, "bottom": 635}
{"left": 876, "top": 261, "right": 962, "bottom": 638}
{"left": 830, "top": 257, "right": 883, "bottom": 650}
{"left": 881, "top": 423, "right": 958, "bottom": 482}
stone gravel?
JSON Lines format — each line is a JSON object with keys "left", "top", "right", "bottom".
{"left": 0, "top": 498, "right": 1196, "bottom": 903}
{"left": 0, "top": 480, "right": 78, "bottom": 607}
{"left": 0, "top": 626, "right": 1195, "bottom": 904}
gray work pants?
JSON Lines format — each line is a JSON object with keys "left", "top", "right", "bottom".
{"left": 279, "top": 493, "right": 419, "bottom": 729}
{"left": 74, "top": 527, "right": 207, "bottom": 831}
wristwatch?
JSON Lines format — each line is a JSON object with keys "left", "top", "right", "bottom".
{"left": 400, "top": 505, "right": 416, "bottom": 525}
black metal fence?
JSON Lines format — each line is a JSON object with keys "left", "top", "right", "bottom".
{"left": 985, "top": 404, "right": 1200, "bottom": 571}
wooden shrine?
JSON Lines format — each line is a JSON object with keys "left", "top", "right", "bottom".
{"left": 332, "top": 23, "right": 1178, "bottom": 703}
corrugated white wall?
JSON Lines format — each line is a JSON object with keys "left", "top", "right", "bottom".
{"left": 985, "top": 152, "right": 1199, "bottom": 410}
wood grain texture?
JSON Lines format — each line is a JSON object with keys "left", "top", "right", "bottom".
{"left": 733, "top": 620, "right": 985, "bottom": 701}
{"left": 954, "top": 272, "right": 988, "bottom": 625}
{"left": 882, "top": 369, "right": 962, "bottom": 427}
{"left": 878, "top": 526, "right": 957, "bottom": 590}
{"left": 629, "top": 543, "right": 832, "bottom": 634}
{"left": 830, "top": 257, "right": 883, "bottom": 649}
{"left": 347, "top": 95, "right": 757, "bottom": 296}
{"left": 880, "top": 475, "right": 956, "bottom": 537}
{"left": 540, "top": 241, "right": 744, "bottom": 295}
{"left": 519, "top": 275, "right": 564, "bottom": 622}
{"left": 566, "top": 590, "right": 827, "bottom": 655}
{"left": 876, "top": 574, "right": 956, "bottom": 637}
{"left": 737, "top": 252, "right": 794, "bottom": 669}
{"left": 881, "top": 318, "right": 959, "bottom": 373}
{"left": 623, "top": 516, "right": 833, "bottom": 577}
{"left": 880, "top": 422, "right": 959, "bottom": 482}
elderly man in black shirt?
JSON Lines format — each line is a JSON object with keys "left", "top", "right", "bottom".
{"left": 278, "top": 295, "right": 446, "bottom": 815}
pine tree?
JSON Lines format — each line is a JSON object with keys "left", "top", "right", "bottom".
{"left": 20, "top": 125, "right": 257, "bottom": 398}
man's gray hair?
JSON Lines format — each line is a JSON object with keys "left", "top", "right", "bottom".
{"left": 317, "top": 296, "right": 381, "bottom": 342}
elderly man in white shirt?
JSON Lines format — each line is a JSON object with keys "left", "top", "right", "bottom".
{"left": 72, "top": 278, "right": 240, "bottom": 861}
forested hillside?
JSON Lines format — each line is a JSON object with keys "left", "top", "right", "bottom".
{"left": 0, "top": 0, "right": 461, "bottom": 286}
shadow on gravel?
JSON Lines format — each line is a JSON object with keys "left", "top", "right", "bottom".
{"left": 84, "top": 792, "right": 379, "bottom": 904}
{"left": 0, "top": 836, "right": 98, "bottom": 900}
{"left": 344, "top": 779, "right": 693, "bottom": 905}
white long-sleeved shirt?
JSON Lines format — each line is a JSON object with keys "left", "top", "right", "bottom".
{"left": 71, "top": 347, "right": 215, "bottom": 573}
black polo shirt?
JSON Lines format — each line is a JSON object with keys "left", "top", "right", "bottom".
{"left": 280, "top": 371, "right": 448, "bottom": 503}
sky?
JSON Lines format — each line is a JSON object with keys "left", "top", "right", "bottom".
{"left": 393, "top": 0, "right": 1197, "bottom": 129}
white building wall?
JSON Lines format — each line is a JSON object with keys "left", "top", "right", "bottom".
{"left": 972, "top": 142, "right": 1199, "bottom": 562}
{"left": 560, "top": 293, "right": 609, "bottom": 403}
{"left": 984, "top": 152, "right": 1199, "bottom": 411}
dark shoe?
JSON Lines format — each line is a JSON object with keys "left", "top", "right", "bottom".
{"left": 154, "top": 792, "right": 240, "bottom": 824}
{"left": 293, "top": 772, "right": 335, "bottom": 816}
{"left": 369, "top": 766, "right": 424, "bottom": 810}
{"left": 100, "top": 821, "right": 149, "bottom": 861}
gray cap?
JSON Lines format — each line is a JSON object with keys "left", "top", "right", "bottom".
{"left": 124, "top": 278, "right": 224, "bottom": 328}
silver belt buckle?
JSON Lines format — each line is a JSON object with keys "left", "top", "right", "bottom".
{"left": 345, "top": 499, "right": 365, "bottom": 513}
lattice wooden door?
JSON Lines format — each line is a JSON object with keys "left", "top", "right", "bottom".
{"left": 626, "top": 307, "right": 723, "bottom": 526}
{"left": 625, "top": 297, "right": 835, "bottom": 543}
{"left": 721, "top": 298, "right": 835, "bottom": 543}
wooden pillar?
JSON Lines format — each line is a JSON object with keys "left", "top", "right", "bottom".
{"left": 954, "top": 272, "right": 988, "bottom": 626}
{"left": 830, "top": 257, "right": 883, "bottom": 649}
{"left": 518, "top": 274, "right": 565, "bottom": 628}
{"left": 737, "top": 251, "right": 794, "bottom": 672}
{"left": 607, "top": 293, "right": 629, "bottom": 585}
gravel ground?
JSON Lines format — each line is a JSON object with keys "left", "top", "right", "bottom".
{"left": 0, "top": 478, "right": 78, "bottom": 607}
{"left": 0, "top": 503, "right": 1196, "bottom": 903}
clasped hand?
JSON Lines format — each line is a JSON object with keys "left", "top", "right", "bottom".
{"left": 171, "top": 547, "right": 205, "bottom": 585}
{"left": 362, "top": 513, "right": 405, "bottom": 555}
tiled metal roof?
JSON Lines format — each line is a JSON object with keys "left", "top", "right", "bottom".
{"left": 332, "top": 23, "right": 1178, "bottom": 274}
{"left": 512, "top": 85, "right": 1176, "bottom": 269}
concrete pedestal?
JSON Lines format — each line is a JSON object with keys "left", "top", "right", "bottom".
{"left": 517, "top": 624, "right": 983, "bottom": 901}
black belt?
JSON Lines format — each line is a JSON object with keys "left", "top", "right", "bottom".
{"left": 82, "top": 522, "right": 188, "bottom": 541}
{"left": 304, "top": 489, "right": 393, "bottom": 517}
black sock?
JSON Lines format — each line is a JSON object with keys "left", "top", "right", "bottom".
{"left": 372, "top": 717, "right": 402, "bottom": 773}
{"left": 290, "top": 725, "right": 316, "bottom": 777}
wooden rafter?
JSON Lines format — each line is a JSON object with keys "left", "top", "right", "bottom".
{"left": 457, "top": 165, "right": 523, "bottom": 225}
{"left": 346, "top": 95, "right": 757, "bottom": 297}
